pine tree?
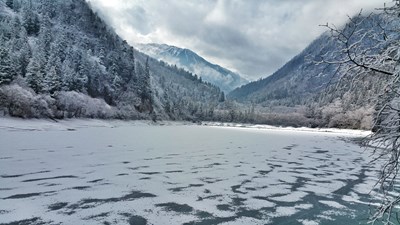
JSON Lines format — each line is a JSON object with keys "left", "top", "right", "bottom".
{"left": 43, "top": 53, "right": 62, "bottom": 94}
{"left": 26, "top": 62, "right": 44, "bottom": 93}
{"left": 16, "top": 29, "right": 31, "bottom": 77}
{"left": 134, "top": 62, "right": 143, "bottom": 95}
{"left": 74, "top": 63, "right": 88, "bottom": 91}
{"left": 22, "top": 7, "right": 40, "bottom": 36}
{"left": 43, "top": 66, "right": 60, "bottom": 95}
{"left": 219, "top": 91, "right": 225, "bottom": 102}
{"left": 26, "top": 54, "right": 45, "bottom": 93}
{"left": 60, "top": 58, "right": 76, "bottom": 91}
{"left": 10, "top": 53, "right": 22, "bottom": 78}
{"left": 38, "top": 16, "right": 52, "bottom": 59}
{"left": 142, "top": 57, "right": 152, "bottom": 100}
{"left": 99, "top": 47, "right": 106, "bottom": 65}
{"left": 51, "top": 34, "right": 67, "bottom": 62}
{"left": 87, "top": 61, "right": 104, "bottom": 97}
{"left": 0, "top": 48, "right": 15, "bottom": 85}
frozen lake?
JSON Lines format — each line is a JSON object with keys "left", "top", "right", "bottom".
{"left": 0, "top": 119, "right": 382, "bottom": 225}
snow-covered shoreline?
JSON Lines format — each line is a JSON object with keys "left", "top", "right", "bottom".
{"left": 0, "top": 117, "right": 371, "bottom": 137}
{"left": 202, "top": 122, "right": 371, "bottom": 137}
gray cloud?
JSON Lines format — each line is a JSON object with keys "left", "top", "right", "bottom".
{"left": 88, "top": 0, "right": 385, "bottom": 80}
{"left": 125, "top": 6, "right": 152, "bottom": 35}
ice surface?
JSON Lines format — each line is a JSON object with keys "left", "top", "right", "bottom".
{"left": 299, "top": 219, "right": 319, "bottom": 225}
{"left": 270, "top": 191, "right": 308, "bottom": 202}
{"left": 0, "top": 118, "right": 383, "bottom": 224}
{"left": 319, "top": 200, "right": 346, "bottom": 209}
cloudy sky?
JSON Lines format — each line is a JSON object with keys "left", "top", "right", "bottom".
{"left": 88, "top": 0, "right": 385, "bottom": 81}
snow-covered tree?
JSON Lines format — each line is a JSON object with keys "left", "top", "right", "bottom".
{"left": 109, "top": 62, "right": 122, "bottom": 91}
{"left": 219, "top": 91, "right": 225, "bottom": 102}
{"left": 75, "top": 62, "right": 89, "bottom": 92}
{"left": 25, "top": 54, "right": 45, "bottom": 93}
{"left": 22, "top": 5, "right": 40, "bottom": 36}
{"left": 60, "top": 57, "right": 74, "bottom": 91}
{"left": 0, "top": 47, "right": 16, "bottom": 85}
{"left": 43, "top": 66, "right": 60, "bottom": 95}
{"left": 319, "top": 2, "right": 400, "bottom": 223}
{"left": 142, "top": 57, "right": 152, "bottom": 99}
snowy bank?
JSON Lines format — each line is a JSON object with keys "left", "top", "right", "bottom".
{"left": 0, "top": 117, "right": 371, "bottom": 137}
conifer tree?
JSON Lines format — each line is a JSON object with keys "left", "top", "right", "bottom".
{"left": 22, "top": 7, "right": 40, "bottom": 36}
{"left": 43, "top": 66, "right": 60, "bottom": 94}
{"left": 26, "top": 53, "right": 45, "bottom": 93}
{"left": 0, "top": 48, "right": 15, "bottom": 85}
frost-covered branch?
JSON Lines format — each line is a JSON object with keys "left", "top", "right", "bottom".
{"left": 318, "top": 2, "right": 400, "bottom": 224}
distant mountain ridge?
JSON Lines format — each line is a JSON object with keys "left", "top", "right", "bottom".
{"left": 137, "top": 43, "right": 248, "bottom": 93}
{"left": 228, "top": 33, "right": 337, "bottom": 104}
{"left": 228, "top": 14, "right": 388, "bottom": 107}
{"left": 227, "top": 14, "right": 390, "bottom": 129}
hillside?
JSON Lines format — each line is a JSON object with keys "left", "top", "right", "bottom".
{"left": 0, "top": 0, "right": 223, "bottom": 120}
{"left": 228, "top": 14, "right": 390, "bottom": 128}
{"left": 137, "top": 43, "right": 248, "bottom": 93}
{"left": 228, "top": 34, "right": 334, "bottom": 104}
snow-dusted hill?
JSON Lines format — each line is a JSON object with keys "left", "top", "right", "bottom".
{"left": 228, "top": 33, "right": 336, "bottom": 105}
{"left": 228, "top": 14, "right": 388, "bottom": 108}
{"left": 137, "top": 43, "right": 248, "bottom": 93}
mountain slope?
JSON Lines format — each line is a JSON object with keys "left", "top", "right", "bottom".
{"left": 137, "top": 43, "right": 248, "bottom": 93}
{"left": 228, "top": 33, "right": 339, "bottom": 105}
{"left": 0, "top": 0, "right": 222, "bottom": 120}
{"left": 228, "top": 14, "right": 391, "bottom": 128}
{"left": 229, "top": 14, "right": 388, "bottom": 107}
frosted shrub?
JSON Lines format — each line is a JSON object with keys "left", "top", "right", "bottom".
{"left": 321, "top": 99, "right": 343, "bottom": 125}
{"left": 0, "top": 84, "right": 53, "bottom": 118}
{"left": 346, "top": 107, "right": 373, "bottom": 130}
{"left": 0, "top": 84, "right": 33, "bottom": 117}
{"left": 115, "top": 105, "right": 142, "bottom": 120}
{"left": 0, "top": 84, "right": 57, "bottom": 118}
{"left": 325, "top": 106, "right": 373, "bottom": 129}
{"left": 56, "top": 91, "right": 115, "bottom": 118}
{"left": 32, "top": 94, "right": 55, "bottom": 118}
{"left": 328, "top": 113, "right": 348, "bottom": 128}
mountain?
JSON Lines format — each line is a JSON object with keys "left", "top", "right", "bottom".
{"left": 228, "top": 34, "right": 336, "bottom": 105}
{"left": 229, "top": 14, "right": 389, "bottom": 105}
{"left": 136, "top": 43, "right": 248, "bottom": 93}
{"left": 228, "top": 14, "right": 390, "bottom": 129}
{"left": 0, "top": 0, "right": 223, "bottom": 120}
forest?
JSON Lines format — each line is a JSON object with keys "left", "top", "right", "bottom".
{"left": 0, "top": 0, "right": 224, "bottom": 121}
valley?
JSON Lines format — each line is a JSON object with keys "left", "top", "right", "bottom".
{"left": 0, "top": 1, "right": 399, "bottom": 224}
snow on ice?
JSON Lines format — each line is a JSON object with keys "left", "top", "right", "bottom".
{"left": 0, "top": 118, "right": 383, "bottom": 224}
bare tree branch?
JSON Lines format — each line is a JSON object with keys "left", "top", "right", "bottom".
{"left": 316, "top": 2, "right": 400, "bottom": 224}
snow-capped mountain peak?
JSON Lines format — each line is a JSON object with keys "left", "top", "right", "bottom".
{"left": 136, "top": 43, "right": 248, "bottom": 93}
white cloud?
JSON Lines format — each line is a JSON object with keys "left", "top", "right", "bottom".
{"left": 88, "top": 0, "right": 386, "bottom": 80}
